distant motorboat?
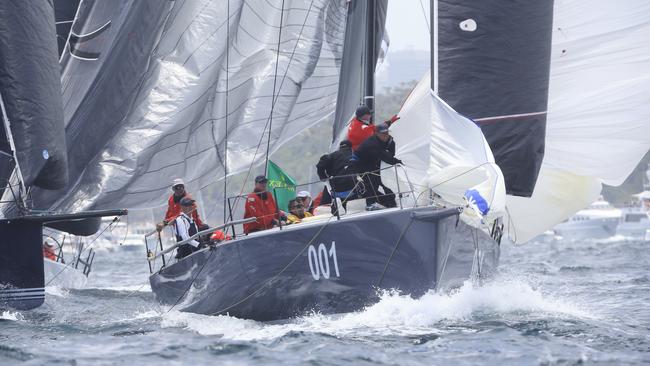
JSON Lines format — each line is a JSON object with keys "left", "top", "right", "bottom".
{"left": 553, "top": 198, "right": 622, "bottom": 240}
{"left": 616, "top": 191, "right": 650, "bottom": 240}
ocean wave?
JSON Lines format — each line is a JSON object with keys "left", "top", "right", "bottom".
{"left": 0, "top": 311, "right": 23, "bottom": 322}
{"left": 45, "top": 286, "right": 70, "bottom": 298}
{"left": 159, "top": 277, "right": 593, "bottom": 341}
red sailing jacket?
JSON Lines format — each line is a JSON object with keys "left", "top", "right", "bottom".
{"left": 243, "top": 191, "right": 278, "bottom": 234}
{"left": 347, "top": 117, "right": 375, "bottom": 151}
{"left": 163, "top": 194, "right": 204, "bottom": 227}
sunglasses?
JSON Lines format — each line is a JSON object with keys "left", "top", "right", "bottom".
{"left": 173, "top": 185, "right": 185, "bottom": 190}
{"left": 291, "top": 204, "right": 305, "bottom": 209}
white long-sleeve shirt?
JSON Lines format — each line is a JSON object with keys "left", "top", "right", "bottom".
{"left": 173, "top": 212, "right": 200, "bottom": 247}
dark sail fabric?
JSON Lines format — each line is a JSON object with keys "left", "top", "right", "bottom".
{"left": 435, "top": 1, "right": 554, "bottom": 197}
{"left": 54, "top": 0, "right": 81, "bottom": 56}
{"left": 0, "top": 0, "right": 68, "bottom": 190}
{"left": 332, "top": 0, "right": 387, "bottom": 142}
{"left": 30, "top": 0, "right": 348, "bottom": 214}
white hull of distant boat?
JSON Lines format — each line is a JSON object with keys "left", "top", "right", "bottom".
{"left": 43, "top": 259, "right": 87, "bottom": 289}
{"left": 616, "top": 209, "right": 650, "bottom": 240}
{"left": 553, "top": 216, "right": 620, "bottom": 240}
{"left": 553, "top": 200, "right": 621, "bottom": 240}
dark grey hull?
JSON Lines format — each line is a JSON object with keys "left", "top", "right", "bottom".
{"left": 149, "top": 206, "right": 500, "bottom": 321}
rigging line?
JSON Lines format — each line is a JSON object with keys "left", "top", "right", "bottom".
{"left": 264, "top": 0, "right": 286, "bottom": 176}
{"left": 376, "top": 217, "right": 415, "bottom": 287}
{"left": 210, "top": 211, "right": 335, "bottom": 316}
{"left": 226, "top": 0, "right": 316, "bottom": 216}
{"left": 223, "top": 0, "right": 230, "bottom": 226}
{"left": 418, "top": 0, "right": 430, "bottom": 33}
{"left": 45, "top": 216, "right": 121, "bottom": 286}
{"left": 166, "top": 245, "right": 217, "bottom": 314}
{"left": 206, "top": 174, "right": 370, "bottom": 315}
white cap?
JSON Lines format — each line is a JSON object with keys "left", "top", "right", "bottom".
{"left": 297, "top": 190, "right": 311, "bottom": 198}
{"left": 172, "top": 178, "right": 185, "bottom": 188}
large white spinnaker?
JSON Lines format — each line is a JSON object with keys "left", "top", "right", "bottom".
{"left": 505, "top": 0, "right": 650, "bottom": 242}
{"left": 392, "top": 72, "right": 506, "bottom": 226}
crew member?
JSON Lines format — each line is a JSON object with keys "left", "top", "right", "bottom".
{"left": 43, "top": 241, "right": 57, "bottom": 261}
{"left": 296, "top": 191, "right": 313, "bottom": 214}
{"left": 157, "top": 178, "right": 205, "bottom": 232}
{"left": 286, "top": 199, "right": 313, "bottom": 224}
{"left": 347, "top": 104, "right": 400, "bottom": 151}
{"left": 353, "top": 123, "right": 402, "bottom": 210}
{"left": 173, "top": 196, "right": 201, "bottom": 259}
{"left": 317, "top": 140, "right": 357, "bottom": 207}
{"left": 243, "top": 175, "right": 283, "bottom": 234}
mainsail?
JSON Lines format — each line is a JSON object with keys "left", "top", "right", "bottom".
{"left": 29, "top": 0, "right": 350, "bottom": 214}
{"left": 331, "top": 0, "right": 387, "bottom": 140}
{"left": 0, "top": 1, "right": 68, "bottom": 192}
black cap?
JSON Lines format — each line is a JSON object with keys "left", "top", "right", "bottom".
{"left": 180, "top": 197, "right": 195, "bottom": 206}
{"left": 339, "top": 139, "right": 351, "bottom": 148}
{"left": 355, "top": 105, "right": 372, "bottom": 119}
{"left": 376, "top": 123, "right": 390, "bottom": 134}
{"left": 255, "top": 175, "right": 268, "bottom": 184}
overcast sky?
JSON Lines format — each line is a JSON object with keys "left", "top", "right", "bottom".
{"left": 385, "top": 0, "right": 431, "bottom": 51}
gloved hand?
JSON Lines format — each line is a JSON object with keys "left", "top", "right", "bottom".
{"left": 395, "top": 159, "right": 403, "bottom": 165}
{"left": 385, "top": 115, "right": 400, "bottom": 126}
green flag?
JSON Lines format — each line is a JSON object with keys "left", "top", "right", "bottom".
{"left": 267, "top": 160, "right": 297, "bottom": 212}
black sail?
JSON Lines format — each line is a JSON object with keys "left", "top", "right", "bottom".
{"left": 0, "top": 0, "right": 68, "bottom": 190}
{"left": 332, "top": 0, "right": 388, "bottom": 141}
{"left": 434, "top": 0, "right": 554, "bottom": 197}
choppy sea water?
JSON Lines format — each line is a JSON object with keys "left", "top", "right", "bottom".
{"left": 2, "top": 236, "right": 649, "bottom": 365}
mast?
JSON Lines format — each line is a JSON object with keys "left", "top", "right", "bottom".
{"left": 363, "top": 0, "right": 376, "bottom": 117}
{"left": 265, "top": 0, "right": 286, "bottom": 176}
{"left": 0, "top": 92, "right": 27, "bottom": 209}
{"left": 430, "top": 0, "right": 437, "bottom": 92}
{"left": 223, "top": 0, "right": 230, "bottom": 224}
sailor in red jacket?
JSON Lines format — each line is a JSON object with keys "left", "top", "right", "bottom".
{"left": 347, "top": 104, "right": 400, "bottom": 151}
{"left": 156, "top": 178, "right": 204, "bottom": 232}
{"left": 243, "top": 175, "right": 282, "bottom": 234}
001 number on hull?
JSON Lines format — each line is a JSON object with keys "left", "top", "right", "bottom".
{"left": 307, "top": 241, "right": 340, "bottom": 280}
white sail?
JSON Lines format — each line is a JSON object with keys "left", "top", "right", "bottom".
{"left": 392, "top": 72, "right": 506, "bottom": 224}
{"left": 505, "top": 0, "right": 650, "bottom": 242}
{"left": 32, "top": 0, "right": 349, "bottom": 213}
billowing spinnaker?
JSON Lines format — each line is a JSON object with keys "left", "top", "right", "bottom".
{"left": 504, "top": 0, "right": 650, "bottom": 242}
{"left": 31, "top": 0, "right": 348, "bottom": 213}
{"left": 392, "top": 72, "right": 506, "bottom": 224}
